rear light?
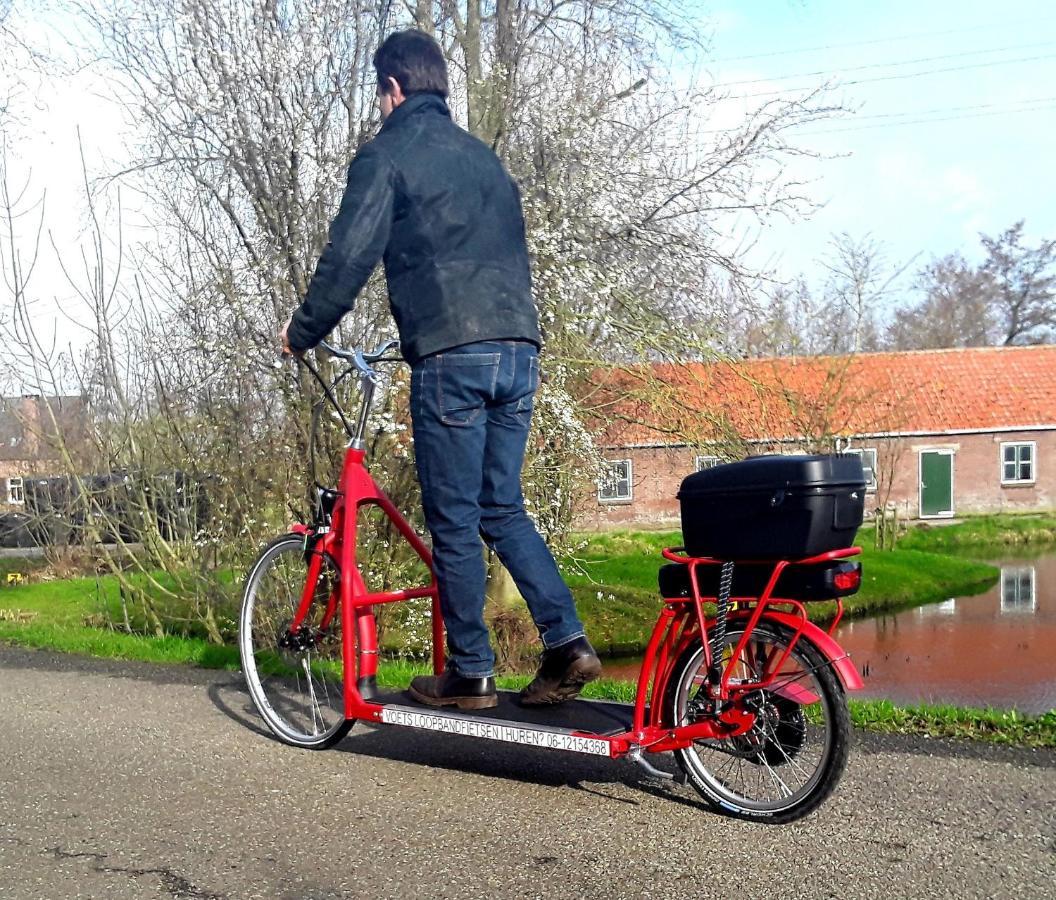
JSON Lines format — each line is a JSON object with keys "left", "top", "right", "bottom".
{"left": 833, "top": 570, "right": 861, "bottom": 591}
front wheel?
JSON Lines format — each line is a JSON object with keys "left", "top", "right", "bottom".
{"left": 664, "top": 622, "right": 851, "bottom": 823}
{"left": 239, "top": 534, "right": 353, "bottom": 749}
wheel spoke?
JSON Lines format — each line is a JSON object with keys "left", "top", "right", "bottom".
{"left": 760, "top": 754, "right": 793, "bottom": 798}
{"left": 302, "top": 656, "right": 322, "bottom": 735}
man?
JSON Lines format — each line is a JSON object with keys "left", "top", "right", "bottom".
{"left": 281, "top": 29, "right": 601, "bottom": 710}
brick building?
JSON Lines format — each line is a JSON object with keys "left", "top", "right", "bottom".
{"left": 580, "top": 345, "right": 1056, "bottom": 529}
{"left": 0, "top": 395, "right": 87, "bottom": 509}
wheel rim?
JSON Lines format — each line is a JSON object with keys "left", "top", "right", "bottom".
{"left": 240, "top": 537, "right": 347, "bottom": 746}
{"left": 674, "top": 628, "right": 837, "bottom": 814}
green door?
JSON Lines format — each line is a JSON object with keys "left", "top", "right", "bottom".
{"left": 920, "top": 451, "right": 953, "bottom": 517}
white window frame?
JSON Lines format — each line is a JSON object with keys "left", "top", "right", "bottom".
{"left": 999, "top": 441, "right": 1036, "bottom": 486}
{"left": 695, "top": 455, "right": 721, "bottom": 472}
{"left": 1000, "top": 566, "right": 1036, "bottom": 613}
{"left": 6, "top": 476, "right": 24, "bottom": 505}
{"left": 598, "top": 459, "right": 633, "bottom": 503}
{"left": 843, "top": 447, "right": 878, "bottom": 493}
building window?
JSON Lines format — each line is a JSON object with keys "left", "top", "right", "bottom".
{"left": 843, "top": 448, "right": 878, "bottom": 492}
{"left": 6, "top": 476, "right": 24, "bottom": 504}
{"left": 598, "top": 459, "right": 632, "bottom": 503}
{"left": 695, "top": 455, "right": 721, "bottom": 472}
{"left": 1000, "top": 442, "right": 1035, "bottom": 485}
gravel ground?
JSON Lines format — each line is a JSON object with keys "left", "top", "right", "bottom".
{"left": 0, "top": 645, "right": 1053, "bottom": 900}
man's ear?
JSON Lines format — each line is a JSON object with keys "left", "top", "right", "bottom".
{"left": 387, "top": 76, "right": 405, "bottom": 104}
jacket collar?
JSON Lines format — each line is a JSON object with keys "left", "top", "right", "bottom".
{"left": 381, "top": 93, "right": 451, "bottom": 132}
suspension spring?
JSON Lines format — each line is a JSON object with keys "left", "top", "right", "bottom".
{"left": 708, "top": 561, "right": 736, "bottom": 691}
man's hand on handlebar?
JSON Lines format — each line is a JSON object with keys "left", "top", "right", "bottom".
{"left": 279, "top": 315, "right": 304, "bottom": 359}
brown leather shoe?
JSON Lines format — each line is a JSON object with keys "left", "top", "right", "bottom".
{"left": 519, "top": 637, "right": 602, "bottom": 706}
{"left": 409, "top": 670, "right": 498, "bottom": 710}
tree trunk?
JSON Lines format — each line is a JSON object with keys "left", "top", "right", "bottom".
{"left": 463, "top": 0, "right": 484, "bottom": 137}
{"left": 414, "top": 0, "right": 433, "bottom": 34}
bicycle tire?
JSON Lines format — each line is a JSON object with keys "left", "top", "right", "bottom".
{"left": 664, "top": 622, "right": 851, "bottom": 823}
{"left": 239, "top": 534, "right": 353, "bottom": 749}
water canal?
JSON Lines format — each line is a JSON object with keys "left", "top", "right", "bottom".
{"left": 601, "top": 549, "right": 1056, "bottom": 713}
{"left": 834, "top": 552, "right": 1056, "bottom": 713}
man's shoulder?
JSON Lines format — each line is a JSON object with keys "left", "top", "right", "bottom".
{"left": 377, "top": 112, "right": 501, "bottom": 167}
{"left": 351, "top": 135, "right": 393, "bottom": 168}
{"left": 426, "top": 116, "right": 499, "bottom": 157}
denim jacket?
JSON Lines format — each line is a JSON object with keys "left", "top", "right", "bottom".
{"left": 287, "top": 93, "right": 542, "bottom": 364}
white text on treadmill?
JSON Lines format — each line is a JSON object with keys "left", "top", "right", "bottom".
{"left": 380, "top": 708, "right": 611, "bottom": 756}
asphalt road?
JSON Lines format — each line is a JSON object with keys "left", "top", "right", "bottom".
{"left": 0, "top": 646, "right": 1053, "bottom": 900}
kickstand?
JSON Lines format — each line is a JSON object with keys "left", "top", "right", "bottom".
{"left": 627, "top": 745, "right": 688, "bottom": 785}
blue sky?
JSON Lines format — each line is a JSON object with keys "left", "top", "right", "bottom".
{"left": 698, "top": 0, "right": 1056, "bottom": 295}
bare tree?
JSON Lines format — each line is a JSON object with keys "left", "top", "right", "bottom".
{"left": 981, "top": 220, "right": 1056, "bottom": 345}
{"left": 727, "top": 277, "right": 836, "bottom": 359}
{"left": 817, "top": 232, "right": 911, "bottom": 354}
{"left": 0, "top": 0, "right": 18, "bottom": 121}
{"left": 871, "top": 436, "right": 908, "bottom": 550}
{"left": 886, "top": 253, "right": 995, "bottom": 350}
{"left": 730, "top": 234, "right": 915, "bottom": 360}
{"left": 0, "top": 1, "right": 53, "bottom": 126}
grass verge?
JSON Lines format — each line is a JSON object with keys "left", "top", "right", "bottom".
{"left": 0, "top": 618, "right": 242, "bottom": 668}
{"left": 898, "top": 512, "right": 1056, "bottom": 553}
{"left": 849, "top": 699, "right": 1056, "bottom": 749}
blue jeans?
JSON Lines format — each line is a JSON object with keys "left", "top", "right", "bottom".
{"left": 410, "top": 340, "right": 586, "bottom": 678}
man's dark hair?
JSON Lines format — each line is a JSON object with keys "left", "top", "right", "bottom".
{"left": 374, "top": 30, "right": 449, "bottom": 99}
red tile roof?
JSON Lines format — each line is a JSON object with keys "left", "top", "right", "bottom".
{"left": 591, "top": 345, "right": 1056, "bottom": 447}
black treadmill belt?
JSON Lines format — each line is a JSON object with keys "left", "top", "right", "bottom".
{"left": 375, "top": 689, "right": 636, "bottom": 737}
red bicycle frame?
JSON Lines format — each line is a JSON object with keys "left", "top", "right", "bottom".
{"left": 284, "top": 441, "right": 863, "bottom": 760}
{"left": 288, "top": 444, "right": 444, "bottom": 697}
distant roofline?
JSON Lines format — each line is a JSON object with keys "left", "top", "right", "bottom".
{"left": 601, "top": 423, "right": 1056, "bottom": 450}
{"left": 662, "top": 342, "right": 1056, "bottom": 369}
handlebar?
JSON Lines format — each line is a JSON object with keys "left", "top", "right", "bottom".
{"left": 301, "top": 338, "right": 402, "bottom": 449}
{"left": 316, "top": 338, "right": 402, "bottom": 383}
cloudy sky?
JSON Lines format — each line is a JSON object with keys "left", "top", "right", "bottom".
{"left": 2, "top": 0, "right": 1054, "bottom": 363}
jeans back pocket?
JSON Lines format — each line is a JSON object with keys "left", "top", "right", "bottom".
{"left": 435, "top": 352, "right": 501, "bottom": 425}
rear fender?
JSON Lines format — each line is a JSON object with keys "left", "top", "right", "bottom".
{"left": 730, "top": 610, "right": 864, "bottom": 692}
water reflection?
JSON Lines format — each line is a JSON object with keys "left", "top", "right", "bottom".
{"left": 1000, "top": 566, "right": 1036, "bottom": 614}
{"left": 835, "top": 554, "right": 1056, "bottom": 713}
{"left": 600, "top": 553, "right": 1056, "bottom": 713}
{"left": 918, "top": 598, "right": 957, "bottom": 616}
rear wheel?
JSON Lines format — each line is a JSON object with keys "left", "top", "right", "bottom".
{"left": 239, "top": 534, "right": 352, "bottom": 749}
{"left": 664, "top": 622, "right": 851, "bottom": 823}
